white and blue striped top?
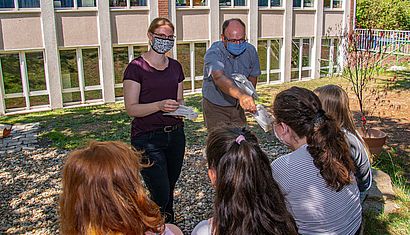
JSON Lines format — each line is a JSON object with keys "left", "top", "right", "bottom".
{"left": 271, "top": 144, "right": 362, "bottom": 235}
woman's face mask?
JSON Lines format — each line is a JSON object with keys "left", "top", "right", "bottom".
{"left": 273, "top": 122, "right": 291, "bottom": 147}
{"left": 151, "top": 36, "right": 174, "bottom": 54}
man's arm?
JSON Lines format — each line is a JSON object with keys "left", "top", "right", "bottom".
{"left": 248, "top": 76, "right": 257, "bottom": 88}
{"left": 211, "top": 70, "right": 256, "bottom": 112}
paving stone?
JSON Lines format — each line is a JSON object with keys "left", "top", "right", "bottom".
{"left": 22, "top": 146, "right": 36, "bottom": 151}
{"left": 363, "top": 169, "right": 397, "bottom": 215}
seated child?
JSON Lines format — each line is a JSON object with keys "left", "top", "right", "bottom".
{"left": 192, "top": 126, "right": 298, "bottom": 235}
{"left": 271, "top": 86, "right": 362, "bottom": 234}
{"left": 59, "top": 141, "right": 183, "bottom": 235}
{"left": 314, "top": 84, "right": 372, "bottom": 201}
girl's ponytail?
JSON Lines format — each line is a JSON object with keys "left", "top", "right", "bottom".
{"left": 307, "top": 110, "right": 355, "bottom": 191}
{"left": 273, "top": 87, "right": 356, "bottom": 191}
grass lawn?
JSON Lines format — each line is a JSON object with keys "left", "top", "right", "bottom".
{"left": 1, "top": 72, "right": 409, "bottom": 234}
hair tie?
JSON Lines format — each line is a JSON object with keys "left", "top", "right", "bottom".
{"left": 313, "top": 109, "right": 326, "bottom": 125}
{"left": 235, "top": 135, "right": 246, "bottom": 144}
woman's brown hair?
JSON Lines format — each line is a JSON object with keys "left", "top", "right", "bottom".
{"left": 206, "top": 126, "right": 298, "bottom": 235}
{"left": 273, "top": 87, "right": 356, "bottom": 191}
{"left": 60, "top": 141, "right": 164, "bottom": 235}
{"left": 314, "top": 85, "right": 357, "bottom": 135}
{"left": 148, "top": 17, "right": 174, "bottom": 34}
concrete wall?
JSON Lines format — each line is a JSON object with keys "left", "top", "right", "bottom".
{"left": 176, "top": 9, "right": 209, "bottom": 41}
{"left": 293, "top": 10, "right": 315, "bottom": 37}
{"left": 111, "top": 11, "right": 150, "bottom": 45}
{"left": 259, "top": 10, "right": 284, "bottom": 38}
{"left": 55, "top": 12, "right": 99, "bottom": 47}
{"left": 323, "top": 11, "right": 344, "bottom": 36}
{"left": 0, "top": 13, "right": 43, "bottom": 50}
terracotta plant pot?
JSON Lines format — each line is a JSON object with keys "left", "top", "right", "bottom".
{"left": 357, "top": 128, "right": 387, "bottom": 156}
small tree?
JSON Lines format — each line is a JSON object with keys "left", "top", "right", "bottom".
{"left": 342, "top": 30, "right": 386, "bottom": 135}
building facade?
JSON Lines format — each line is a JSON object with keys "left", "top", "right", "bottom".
{"left": 0, "top": 0, "right": 351, "bottom": 115}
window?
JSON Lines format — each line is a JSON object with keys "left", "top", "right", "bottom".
{"left": 177, "top": 42, "right": 208, "bottom": 93}
{"left": 176, "top": 0, "right": 207, "bottom": 7}
{"left": 0, "top": 51, "right": 49, "bottom": 112}
{"left": 293, "top": 0, "right": 313, "bottom": 8}
{"left": 258, "top": 0, "right": 281, "bottom": 7}
{"left": 60, "top": 48, "right": 102, "bottom": 105}
{"left": 325, "top": 0, "right": 342, "bottom": 9}
{"left": 0, "top": 0, "right": 40, "bottom": 8}
{"left": 291, "top": 38, "right": 312, "bottom": 80}
{"left": 110, "top": 0, "right": 147, "bottom": 7}
{"left": 113, "top": 45, "right": 147, "bottom": 98}
{"left": 54, "top": 0, "right": 96, "bottom": 8}
{"left": 258, "top": 39, "right": 281, "bottom": 83}
{"left": 220, "top": 0, "right": 247, "bottom": 7}
{"left": 320, "top": 38, "right": 340, "bottom": 77}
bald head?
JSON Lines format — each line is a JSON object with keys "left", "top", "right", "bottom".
{"left": 222, "top": 18, "right": 246, "bottom": 40}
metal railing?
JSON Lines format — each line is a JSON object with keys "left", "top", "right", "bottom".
{"left": 355, "top": 29, "right": 410, "bottom": 55}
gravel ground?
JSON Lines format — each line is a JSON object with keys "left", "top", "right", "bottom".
{"left": 0, "top": 133, "right": 287, "bottom": 235}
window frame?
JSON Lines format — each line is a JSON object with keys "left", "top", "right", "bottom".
{"left": 291, "top": 38, "right": 313, "bottom": 81}
{"left": 109, "top": 0, "right": 148, "bottom": 9}
{"left": 293, "top": 0, "right": 314, "bottom": 9}
{"left": 219, "top": 0, "right": 248, "bottom": 8}
{"left": 176, "top": 41, "right": 209, "bottom": 94}
{"left": 258, "top": 0, "right": 282, "bottom": 8}
{"left": 59, "top": 47, "right": 103, "bottom": 106}
{"left": 324, "top": 0, "right": 343, "bottom": 10}
{"left": 258, "top": 38, "right": 282, "bottom": 84}
{"left": 0, "top": 0, "right": 41, "bottom": 10}
{"left": 112, "top": 44, "right": 149, "bottom": 101}
{"left": 0, "top": 50, "right": 50, "bottom": 112}
{"left": 53, "top": 0, "right": 97, "bottom": 9}
{"left": 320, "top": 38, "right": 341, "bottom": 77}
{"left": 176, "top": 0, "right": 208, "bottom": 8}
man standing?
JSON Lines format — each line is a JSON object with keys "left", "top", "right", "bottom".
{"left": 202, "top": 18, "right": 261, "bottom": 130}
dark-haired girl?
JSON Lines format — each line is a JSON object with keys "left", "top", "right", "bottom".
{"left": 271, "top": 86, "right": 362, "bottom": 234}
{"left": 192, "top": 126, "right": 298, "bottom": 235}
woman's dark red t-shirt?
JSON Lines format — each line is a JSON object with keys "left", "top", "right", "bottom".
{"left": 123, "top": 56, "right": 185, "bottom": 137}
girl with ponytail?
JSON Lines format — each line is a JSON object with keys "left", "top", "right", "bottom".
{"left": 271, "top": 86, "right": 362, "bottom": 235}
{"left": 192, "top": 126, "right": 297, "bottom": 235}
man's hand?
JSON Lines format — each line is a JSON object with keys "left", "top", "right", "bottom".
{"left": 238, "top": 94, "right": 256, "bottom": 113}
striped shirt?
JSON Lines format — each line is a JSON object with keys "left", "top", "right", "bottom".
{"left": 271, "top": 145, "right": 362, "bottom": 235}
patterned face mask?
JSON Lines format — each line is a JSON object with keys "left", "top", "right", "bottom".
{"left": 151, "top": 37, "right": 175, "bottom": 54}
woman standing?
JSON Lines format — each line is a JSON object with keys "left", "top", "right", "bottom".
{"left": 270, "top": 87, "right": 362, "bottom": 234}
{"left": 123, "top": 17, "right": 185, "bottom": 223}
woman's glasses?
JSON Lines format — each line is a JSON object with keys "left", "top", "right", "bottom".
{"left": 151, "top": 32, "right": 176, "bottom": 40}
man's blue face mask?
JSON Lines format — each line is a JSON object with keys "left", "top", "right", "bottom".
{"left": 226, "top": 41, "right": 247, "bottom": 56}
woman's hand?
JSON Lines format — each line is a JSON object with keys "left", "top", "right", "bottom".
{"left": 157, "top": 99, "right": 180, "bottom": 112}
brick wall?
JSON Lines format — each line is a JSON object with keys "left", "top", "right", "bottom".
{"left": 349, "top": 0, "right": 355, "bottom": 32}
{"left": 158, "top": 0, "right": 169, "bottom": 18}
